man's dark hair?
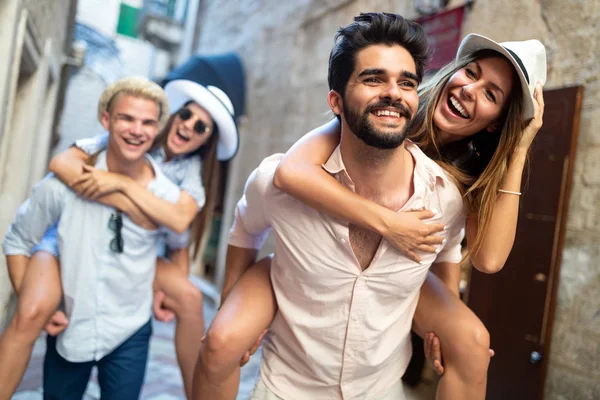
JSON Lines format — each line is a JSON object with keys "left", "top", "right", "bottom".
{"left": 328, "top": 12, "right": 430, "bottom": 96}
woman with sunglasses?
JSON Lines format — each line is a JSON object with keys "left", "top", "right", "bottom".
{"left": 0, "top": 79, "right": 237, "bottom": 400}
{"left": 195, "top": 35, "right": 546, "bottom": 400}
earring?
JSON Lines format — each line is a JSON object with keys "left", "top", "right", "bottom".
{"left": 471, "top": 141, "right": 481, "bottom": 157}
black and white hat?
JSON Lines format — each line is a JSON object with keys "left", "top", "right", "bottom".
{"left": 165, "top": 79, "right": 239, "bottom": 161}
{"left": 456, "top": 34, "right": 547, "bottom": 120}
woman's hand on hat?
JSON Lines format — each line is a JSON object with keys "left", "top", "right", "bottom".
{"left": 518, "top": 81, "right": 545, "bottom": 151}
{"left": 379, "top": 209, "right": 446, "bottom": 263}
{"left": 71, "top": 165, "right": 130, "bottom": 200}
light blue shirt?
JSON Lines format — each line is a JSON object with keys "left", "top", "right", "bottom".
{"left": 76, "top": 133, "right": 206, "bottom": 208}
{"left": 3, "top": 151, "right": 188, "bottom": 362}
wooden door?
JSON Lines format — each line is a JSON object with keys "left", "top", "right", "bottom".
{"left": 466, "top": 85, "right": 584, "bottom": 400}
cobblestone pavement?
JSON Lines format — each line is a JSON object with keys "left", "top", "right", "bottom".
{"left": 13, "top": 296, "right": 263, "bottom": 400}
{"left": 13, "top": 290, "right": 436, "bottom": 400}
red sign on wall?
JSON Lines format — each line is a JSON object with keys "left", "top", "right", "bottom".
{"left": 416, "top": 6, "right": 466, "bottom": 71}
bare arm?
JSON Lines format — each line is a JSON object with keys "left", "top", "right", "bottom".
{"left": 52, "top": 147, "right": 198, "bottom": 232}
{"left": 274, "top": 119, "right": 444, "bottom": 261}
{"left": 466, "top": 148, "right": 526, "bottom": 273}
{"left": 468, "top": 84, "right": 545, "bottom": 273}
{"left": 72, "top": 163, "right": 199, "bottom": 234}
{"left": 274, "top": 119, "right": 384, "bottom": 230}
{"left": 49, "top": 148, "right": 156, "bottom": 229}
{"left": 49, "top": 147, "right": 92, "bottom": 187}
{"left": 119, "top": 181, "right": 198, "bottom": 234}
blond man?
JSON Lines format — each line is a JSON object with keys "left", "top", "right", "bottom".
{"left": 2, "top": 77, "right": 187, "bottom": 399}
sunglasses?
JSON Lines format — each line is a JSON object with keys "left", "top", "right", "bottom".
{"left": 108, "top": 211, "right": 124, "bottom": 253}
{"left": 177, "top": 108, "right": 212, "bottom": 134}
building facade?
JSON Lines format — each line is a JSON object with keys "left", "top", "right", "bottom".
{"left": 0, "top": 0, "right": 78, "bottom": 329}
{"left": 192, "top": 0, "right": 600, "bottom": 398}
{"left": 52, "top": 0, "right": 196, "bottom": 155}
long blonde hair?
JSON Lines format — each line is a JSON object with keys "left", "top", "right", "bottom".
{"left": 407, "top": 50, "right": 526, "bottom": 258}
{"left": 153, "top": 108, "right": 222, "bottom": 260}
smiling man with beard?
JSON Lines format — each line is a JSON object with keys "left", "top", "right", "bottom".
{"left": 341, "top": 73, "right": 414, "bottom": 150}
{"left": 193, "top": 12, "right": 467, "bottom": 400}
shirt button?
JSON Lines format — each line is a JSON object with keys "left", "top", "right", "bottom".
{"left": 340, "top": 238, "right": 347, "bottom": 244}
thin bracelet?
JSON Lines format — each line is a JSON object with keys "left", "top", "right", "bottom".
{"left": 498, "top": 189, "right": 522, "bottom": 196}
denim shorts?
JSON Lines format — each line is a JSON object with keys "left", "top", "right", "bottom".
{"left": 32, "top": 223, "right": 60, "bottom": 257}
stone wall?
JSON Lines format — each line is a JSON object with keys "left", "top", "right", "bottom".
{"left": 194, "top": 0, "right": 600, "bottom": 398}
{"left": 21, "top": 0, "right": 77, "bottom": 62}
{"left": 0, "top": 0, "right": 77, "bottom": 328}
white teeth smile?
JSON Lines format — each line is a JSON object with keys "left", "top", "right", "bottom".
{"left": 450, "top": 96, "right": 469, "bottom": 118}
{"left": 177, "top": 130, "right": 190, "bottom": 140}
{"left": 375, "top": 110, "right": 401, "bottom": 118}
{"left": 124, "top": 139, "right": 142, "bottom": 145}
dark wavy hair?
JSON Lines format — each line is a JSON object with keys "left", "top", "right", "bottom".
{"left": 328, "top": 12, "right": 431, "bottom": 97}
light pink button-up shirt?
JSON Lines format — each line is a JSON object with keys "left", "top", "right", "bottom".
{"left": 229, "top": 142, "right": 466, "bottom": 400}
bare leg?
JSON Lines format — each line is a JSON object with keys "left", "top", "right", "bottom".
{"left": 193, "top": 257, "right": 276, "bottom": 400}
{"left": 413, "top": 272, "right": 490, "bottom": 400}
{"left": 154, "top": 260, "right": 204, "bottom": 400}
{"left": 0, "top": 252, "right": 62, "bottom": 399}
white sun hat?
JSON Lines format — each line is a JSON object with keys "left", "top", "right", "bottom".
{"left": 165, "top": 79, "right": 239, "bottom": 161}
{"left": 456, "top": 34, "right": 547, "bottom": 121}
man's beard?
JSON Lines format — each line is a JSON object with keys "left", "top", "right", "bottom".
{"left": 343, "top": 99, "right": 413, "bottom": 150}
